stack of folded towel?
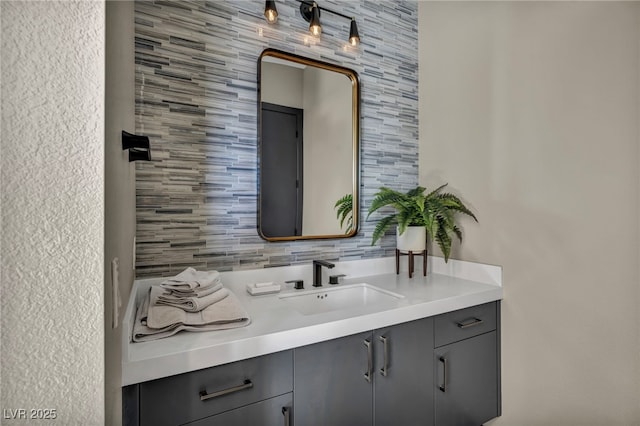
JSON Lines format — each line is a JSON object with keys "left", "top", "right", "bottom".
{"left": 133, "top": 268, "right": 251, "bottom": 342}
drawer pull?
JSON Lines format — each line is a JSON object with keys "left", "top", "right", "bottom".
{"left": 457, "top": 317, "right": 483, "bottom": 329}
{"left": 364, "top": 339, "right": 373, "bottom": 383}
{"left": 199, "top": 379, "right": 253, "bottom": 401}
{"left": 282, "top": 406, "right": 291, "bottom": 426}
{"left": 379, "top": 335, "right": 389, "bottom": 377}
{"left": 439, "top": 356, "right": 448, "bottom": 392}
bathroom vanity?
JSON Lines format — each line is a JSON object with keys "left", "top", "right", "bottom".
{"left": 122, "top": 257, "right": 502, "bottom": 426}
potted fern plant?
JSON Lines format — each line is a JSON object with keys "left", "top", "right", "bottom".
{"left": 367, "top": 184, "right": 477, "bottom": 262}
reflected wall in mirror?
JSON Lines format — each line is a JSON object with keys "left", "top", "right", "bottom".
{"left": 258, "top": 49, "right": 360, "bottom": 241}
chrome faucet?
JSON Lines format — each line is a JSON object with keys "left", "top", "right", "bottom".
{"left": 312, "top": 260, "right": 335, "bottom": 287}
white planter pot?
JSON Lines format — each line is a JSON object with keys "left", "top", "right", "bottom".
{"left": 396, "top": 226, "right": 426, "bottom": 252}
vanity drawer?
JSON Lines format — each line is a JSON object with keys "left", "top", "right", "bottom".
{"left": 183, "top": 392, "right": 292, "bottom": 426}
{"left": 434, "top": 302, "right": 497, "bottom": 348}
{"left": 139, "top": 350, "right": 293, "bottom": 426}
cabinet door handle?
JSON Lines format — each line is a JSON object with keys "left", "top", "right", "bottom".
{"left": 439, "top": 357, "right": 447, "bottom": 392}
{"left": 456, "top": 317, "right": 483, "bottom": 329}
{"left": 379, "top": 335, "right": 389, "bottom": 377}
{"left": 364, "top": 339, "right": 373, "bottom": 383}
{"left": 282, "top": 406, "right": 291, "bottom": 426}
{"left": 199, "top": 379, "right": 253, "bottom": 401}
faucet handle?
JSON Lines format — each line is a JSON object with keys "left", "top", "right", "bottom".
{"left": 286, "top": 279, "right": 304, "bottom": 290}
{"left": 328, "top": 274, "right": 346, "bottom": 285}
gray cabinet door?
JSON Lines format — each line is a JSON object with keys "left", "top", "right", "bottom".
{"left": 434, "top": 331, "right": 498, "bottom": 426}
{"left": 183, "top": 392, "right": 292, "bottom": 426}
{"left": 374, "top": 317, "right": 434, "bottom": 426}
{"left": 294, "top": 331, "right": 374, "bottom": 426}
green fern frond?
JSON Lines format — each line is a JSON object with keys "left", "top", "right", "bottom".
{"left": 334, "top": 193, "right": 354, "bottom": 234}
{"left": 452, "top": 225, "right": 463, "bottom": 242}
{"left": 335, "top": 197, "right": 352, "bottom": 226}
{"left": 371, "top": 214, "right": 396, "bottom": 246}
{"left": 437, "top": 193, "right": 478, "bottom": 221}
{"left": 435, "top": 216, "right": 453, "bottom": 262}
{"left": 426, "top": 183, "right": 448, "bottom": 198}
{"left": 334, "top": 194, "right": 352, "bottom": 209}
{"left": 406, "top": 186, "right": 427, "bottom": 198}
{"left": 367, "top": 188, "right": 407, "bottom": 218}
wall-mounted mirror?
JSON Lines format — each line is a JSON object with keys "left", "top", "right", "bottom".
{"left": 258, "top": 49, "right": 360, "bottom": 241}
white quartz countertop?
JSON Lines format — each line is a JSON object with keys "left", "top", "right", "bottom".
{"left": 122, "top": 257, "right": 502, "bottom": 386}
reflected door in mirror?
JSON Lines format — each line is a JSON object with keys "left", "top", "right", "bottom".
{"left": 261, "top": 103, "right": 303, "bottom": 237}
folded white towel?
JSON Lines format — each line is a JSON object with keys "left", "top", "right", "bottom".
{"left": 132, "top": 287, "right": 251, "bottom": 342}
{"left": 156, "top": 287, "right": 229, "bottom": 312}
{"left": 147, "top": 285, "right": 249, "bottom": 329}
{"left": 159, "top": 281, "right": 223, "bottom": 301}
{"left": 161, "top": 267, "right": 221, "bottom": 292}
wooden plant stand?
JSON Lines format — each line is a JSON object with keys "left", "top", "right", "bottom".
{"left": 395, "top": 248, "right": 427, "bottom": 278}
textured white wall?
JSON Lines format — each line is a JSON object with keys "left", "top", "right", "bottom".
{"left": 419, "top": 2, "right": 640, "bottom": 424}
{"left": 1, "top": 1, "right": 105, "bottom": 424}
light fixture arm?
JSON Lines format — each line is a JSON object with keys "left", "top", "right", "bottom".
{"left": 263, "top": 0, "right": 360, "bottom": 45}
{"left": 298, "top": 0, "right": 353, "bottom": 23}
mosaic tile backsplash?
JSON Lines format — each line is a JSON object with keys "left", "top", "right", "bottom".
{"left": 134, "top": 0, "right": 419, "bottom": 277}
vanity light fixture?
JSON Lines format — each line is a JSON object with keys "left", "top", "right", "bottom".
{"left": 264, "top": 0, "right": 278, "bottom": 24}
{"left": 264, "top": 0, "right": 360, "bottom": 46}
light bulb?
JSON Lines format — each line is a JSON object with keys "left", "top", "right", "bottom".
{"left": 264, "top": 1, "right": 278, "bottom": 24}
{"left": 265, "top": 9, "right": 277, "bottom": 23}
{"left": 310, "top": 23, "right": 322, "bottom": 36}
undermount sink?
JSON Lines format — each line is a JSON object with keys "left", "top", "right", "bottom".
{"left": 279, "top": 283, "right": 404, "bottom": 316}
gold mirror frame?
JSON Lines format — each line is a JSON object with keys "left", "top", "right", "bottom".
{"left": 258, "top": 49, "right": 360, "bottom": 241}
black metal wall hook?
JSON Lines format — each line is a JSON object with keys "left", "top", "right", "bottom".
{"left": 122, "top": 130, "right": 152, "bottom": 162}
